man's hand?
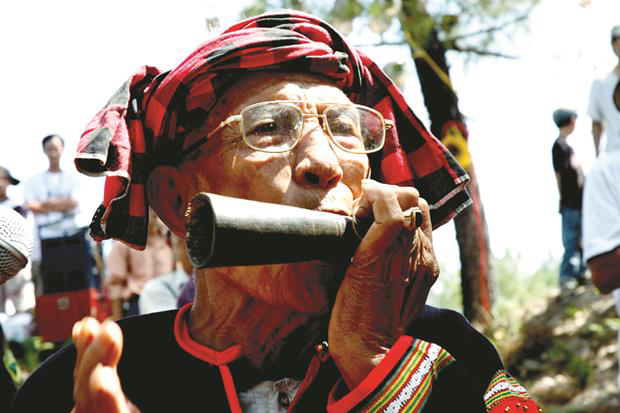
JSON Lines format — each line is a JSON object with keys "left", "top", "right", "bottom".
{"left": 328, "top": 179, "right": 439, "bottom": 389}
{"left": 71, "top": 318, "right": 140, "bottom": 413}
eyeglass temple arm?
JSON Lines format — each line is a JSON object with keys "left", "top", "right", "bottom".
{"left": 179, "top": 115, "right": 241, "bottom": 161}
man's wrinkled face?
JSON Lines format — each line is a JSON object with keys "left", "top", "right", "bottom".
{"left": 186, "top": 72, "right": 370, "bottom": 214}
{"left": 182, "top": 72, "right": 371, "bottom": 312}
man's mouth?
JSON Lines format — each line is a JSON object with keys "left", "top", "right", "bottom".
{"left": 316, "top": 207, "right": 350, "bottom": 217}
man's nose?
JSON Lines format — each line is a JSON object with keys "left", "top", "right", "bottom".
{"left": 292, "top": 125, "right": 343, "bottom": 189}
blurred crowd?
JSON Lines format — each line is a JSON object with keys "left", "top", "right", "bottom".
{"left": 0, "top": 134, "right": 194, "bottom": 374}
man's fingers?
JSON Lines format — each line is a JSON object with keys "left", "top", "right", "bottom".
{"left": 73, "top": 317, "right": 100, "bottom": 376}
{"left": 356, "top": 180, "right": 419, "bottom": 243}
{"left": 416, "top": 198, "right": 432, "bottom": 241}
{"left": 74, "top": 320, "right": 123, "bottom": 398}
{"left": 74, "top": 364, "right": 134, "bottom": 413}
{"left": 89, "top": 365, "right": 133, "bottom": 413}
{"left": 400, "top": 236, "right": 439, "bottom": 327}
{"left": 356, "top": 180, "right": 420, "bottom": 220}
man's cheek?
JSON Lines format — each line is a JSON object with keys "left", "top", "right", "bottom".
{"left": 238, "top": 156, "right": 292, "bottom": 200}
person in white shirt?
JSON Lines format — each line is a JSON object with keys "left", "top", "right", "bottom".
{"left": 138, "top": 234, "right": 192, "bottom": 314}
{"left": 23, "top": 135, "right": 80, "bottom": 294}
{"left": 587, "top": 25, "right": 620, "bottom": 156}
{"left": 582, "top": 150, "right": 620, "bottom": 390}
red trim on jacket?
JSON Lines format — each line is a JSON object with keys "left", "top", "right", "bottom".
{"left": 173, "top": 303, "right": 243, "bottom": 412}
{"left": 327, "top": 335, "right": 413, "bottom": 412}
{"left": 173, "top": 303, "right": 242, "bottom": 365}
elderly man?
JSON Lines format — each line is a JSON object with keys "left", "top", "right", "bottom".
{"left": 12, "top": 11, "right": 538, "bottom": 413}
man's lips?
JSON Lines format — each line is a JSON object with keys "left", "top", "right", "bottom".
{"left": 316, "top": 207, "right": 350, "bottom": 217}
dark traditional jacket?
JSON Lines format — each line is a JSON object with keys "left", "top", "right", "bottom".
{"left": 12, "top": 305, "right": 538, "bottom": 412}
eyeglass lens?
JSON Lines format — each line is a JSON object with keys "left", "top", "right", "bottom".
{"left": 240, "top": 102, "right": 384, "bottom": 153}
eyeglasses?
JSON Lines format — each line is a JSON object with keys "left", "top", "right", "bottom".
{"left": 182, "top": 100, "right": 393, "bottom": 158}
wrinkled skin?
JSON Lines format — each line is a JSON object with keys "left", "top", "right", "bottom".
{"left": 71, "top": 72, "right": 439, "bottom": 412}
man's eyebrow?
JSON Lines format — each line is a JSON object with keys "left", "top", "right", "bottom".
{"left": 259, "top": 98, "right": 351, "bottom": 108}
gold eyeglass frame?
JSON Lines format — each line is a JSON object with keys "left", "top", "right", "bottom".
{"left": 201, "top": 100, "right": 394, "bottom": 154}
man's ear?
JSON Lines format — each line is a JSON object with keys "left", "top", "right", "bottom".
{"left": 147, "top": 166, "right": 190, "bottom": 238}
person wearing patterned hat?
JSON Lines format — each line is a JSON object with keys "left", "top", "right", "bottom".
{"left": 13, "top": 11, "right": 539, "bottom": 413}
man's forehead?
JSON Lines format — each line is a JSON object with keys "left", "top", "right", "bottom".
{"left": 220, "top": 72, "right": 349, "bottom": 115}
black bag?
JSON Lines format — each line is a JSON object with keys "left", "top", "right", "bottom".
{"left": 39, "top": 227, "right": 102, "bottom": 294}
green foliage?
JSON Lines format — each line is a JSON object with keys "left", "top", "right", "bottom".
{"left": 564, "top": 304, "right": 580, "bottom": 318}
{"left": 242, "top": 0, "right": 268, "bottom": 17}
{"left": 332, "top": 0, "right": 364, "bottom": 20}
{"left": 490, "top": 251, "right": 558, "bottom": 336}
{"left": 382, "top": 62, "right": 407, "bottom": 89}
{"left": 546, "top": 338, "right": 571, "bottom": 364}
{"left": 427, "top": 266, "right": 463, "bottom": 312}
{"left": 578, "top": 317, "right": 620, "bottom": 342}
{"left": 580, "top": 322, "right": 606, "bottom": 339}
{"left": 429, "top": 250, "right": 559, "bottom": 337}
{"left": 544, "top": 338, "right": 592, "bottom": 386}
{"left": 18, "top": 336, "right": 59, "bottom": 374}
{"left": 567, "top": 356, "right": 592, "bottom": 386}
{"left": 241, "top": 0, "right": 540, "bottom": 59}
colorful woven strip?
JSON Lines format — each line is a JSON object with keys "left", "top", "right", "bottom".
{"left": 484, "top": 370, "right": 540, "bottom": 412}
{"left": 357, "top": 339, "right": 454, "bottom": 413}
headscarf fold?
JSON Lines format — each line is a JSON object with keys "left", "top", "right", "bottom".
{"left": 75, "top": 10, "right": 471, "bottom": 250}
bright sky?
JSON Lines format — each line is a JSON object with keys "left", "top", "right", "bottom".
{"left": 1, "top": 0, "right": 618, "bottom": 275}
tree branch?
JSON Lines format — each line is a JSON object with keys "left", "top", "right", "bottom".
{"left": 353, "top": 40, "right": 407, "bottom": 48}
{"left": 451, "top": 44, "right": 518, "bottom": 59}
{"left": 448, "top": 13, "right": 529, "bottom": 42}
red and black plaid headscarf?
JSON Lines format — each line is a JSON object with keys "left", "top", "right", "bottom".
{"left": 75, "top": 10, "right": 471, "bottom": 250}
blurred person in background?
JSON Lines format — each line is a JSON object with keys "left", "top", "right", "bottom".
{"left": 551, "top": 109, "right": 586, "bottom": 291}
{"left": 105, "top": 209, "right": 174, "bottom": 318}
{"left": 582, "top": 149, "right": 620, "bottom": 390}
{"left": 0, "top": 167, "right": 35, "bottom": 344}
{"left": 0, "top": 167, "right": 26, "bottom": 217}
{"left": 588, "top": 25, "right": 620, "bottom": 156}
{"left": 138, "top": 233, "right": 192, "bottom": 314}
{"left": 23, "top": 135, "right": 80, "bottom": 295}
{"left": 584, "top": 23, "right": 620, "bottom": 394}
{"left": 0, "top": 206, "right": 33, "bottom": 412}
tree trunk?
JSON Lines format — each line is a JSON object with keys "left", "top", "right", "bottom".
{"left": 399, "top": 6, "right": 494, "bottom": 325}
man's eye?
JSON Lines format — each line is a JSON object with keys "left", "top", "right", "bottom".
{"left": 330, "top": 118, "right": 360, "bottom": 137}
{"left": 248, "top": 120, "right": 279, "bottom": 135}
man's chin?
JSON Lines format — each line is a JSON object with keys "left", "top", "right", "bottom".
{"left": 281, "top": 260, "right": 346, "bottom": 313}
